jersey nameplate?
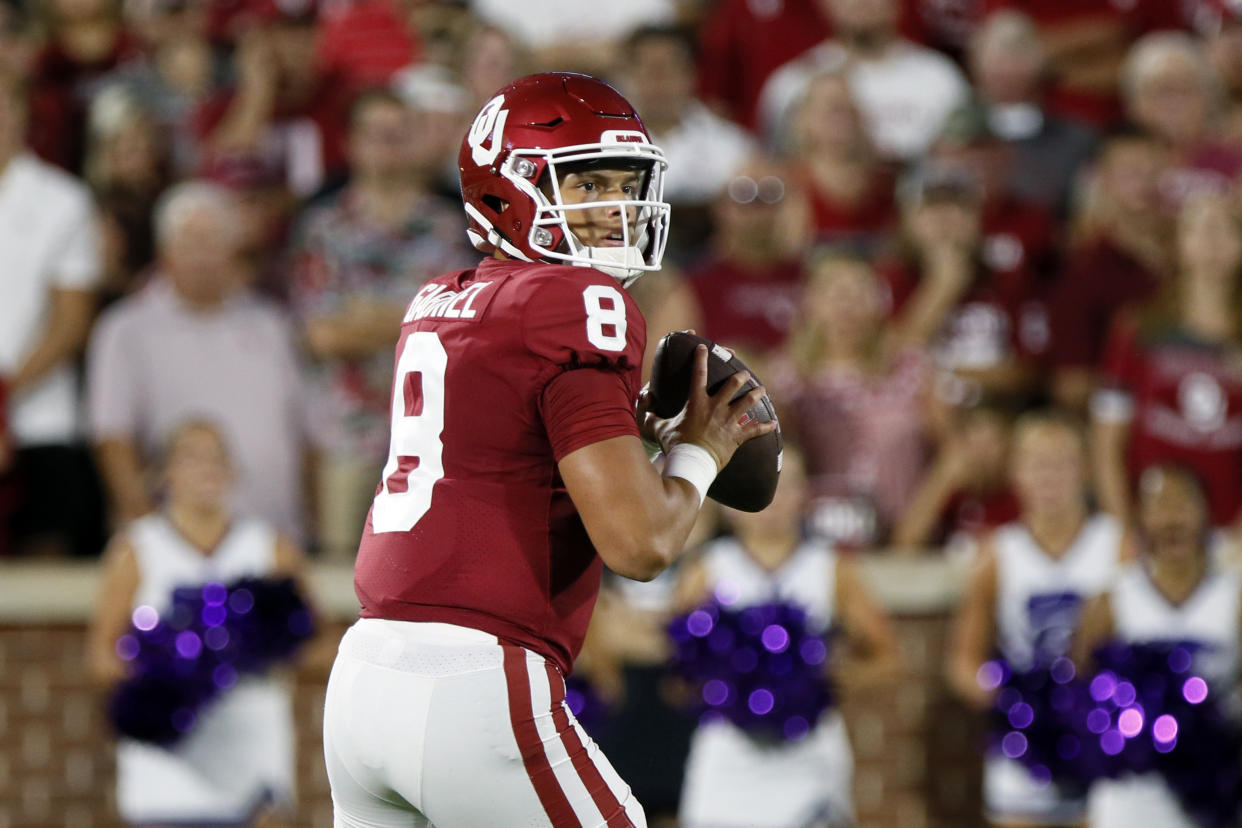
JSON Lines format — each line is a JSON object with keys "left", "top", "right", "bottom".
{"left": 404, "top": 281, "right": 496, "bottom": 323}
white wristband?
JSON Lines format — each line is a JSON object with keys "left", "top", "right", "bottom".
{"left": 663, "top": 443, "right": 719, "bottom": 507}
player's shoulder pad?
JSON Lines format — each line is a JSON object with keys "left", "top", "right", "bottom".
{"left": 518, "top": 263, "right": 646, "bottom": 371}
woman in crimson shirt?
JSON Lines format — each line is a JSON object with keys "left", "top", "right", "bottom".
{"left": 1092, "top": 193, "right": 1242, "bottom": 529}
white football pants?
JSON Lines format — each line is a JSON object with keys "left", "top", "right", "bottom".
{"left": 323, "top": 618, "right": 647, "bottom": 828}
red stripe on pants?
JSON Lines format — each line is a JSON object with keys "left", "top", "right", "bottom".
{"left": 545, "top": 662, "right": 635, "bottom": 828}
{"left": 502, "top": 644, "right": 579, "bottom": 826}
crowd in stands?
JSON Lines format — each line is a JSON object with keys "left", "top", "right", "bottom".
{"left": 0, "top": 0, "right": 1236, "bottom": 562}
{"left": 7, "top": 0, "right": 1242, "bottom": 823}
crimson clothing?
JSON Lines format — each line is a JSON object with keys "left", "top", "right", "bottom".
{"left": 316, "top": 0, "right": 421, "bottom": 89}
{"left": 1160, "top": 143, "right": 1242, "bottom": 211}
{"left": 798, "top": 164, "right": 898, "bottom": 248}
{"left": 1098, "top": 316, "right": 1242, "bottom": 526}
{"left": 882, "top": 256, "right": 1045, "bottom": 372}
{"left": 942, "top": 486, "right": 1021, "bottom": 545}
{"left": 981, "top": 195, "right": 1058, "bottom": 286}
{"left": 193, "top": 80, "right": 351, "bottom": 197}
{"left": 696, "top": 0, "right": 831, "bottom": 129}
{"left": 354, "top": 259, "right": 646, "bottom": 675}
{"left": 1047, "top": 238, "right": 1162, "bottom": 370}
{"left": 687, "top": 256, "right": 803, "bottom": 354}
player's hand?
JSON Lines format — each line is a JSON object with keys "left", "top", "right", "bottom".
{"left": 650, "top": 344, "right": 776, "bottom": 472}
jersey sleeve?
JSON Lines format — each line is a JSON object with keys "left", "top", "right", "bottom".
{"left": 522, "top": 268, "right": 647, "bottom": 459}
{"left": 522, "top": 268, "right": 647, "bottom": 375}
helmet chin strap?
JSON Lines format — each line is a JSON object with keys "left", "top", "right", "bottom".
{"left": 575, "top": 245, "right": 646, "bottom": 288}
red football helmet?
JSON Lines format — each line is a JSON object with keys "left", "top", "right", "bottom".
{"left": 458, "top": 72, "right": 670, "bottom": 286}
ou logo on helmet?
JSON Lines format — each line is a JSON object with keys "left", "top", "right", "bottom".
{"left": 469, "top": 95, "right": 509, "bottom": 167}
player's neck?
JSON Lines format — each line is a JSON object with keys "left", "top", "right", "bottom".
{"left": 166, "top": 502, "right": 231, "bottom": 556}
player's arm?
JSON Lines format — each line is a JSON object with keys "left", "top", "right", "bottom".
{"left": 86, "top": 534, "right": 141, "bottom": 688}
{"left": 559, "top": 345, "right": 774, "bottom": 582}
{"left": 944, "top": 533, "right": 999, "bottom": 711}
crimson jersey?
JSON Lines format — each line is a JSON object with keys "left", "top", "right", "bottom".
{"left": 1100, "top": 315, "right": 1242, "bottom": 527}
{"left": 354, "top": 258, "right": 646, "bottom": 674}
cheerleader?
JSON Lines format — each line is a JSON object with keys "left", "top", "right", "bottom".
{"left": 946, "top": 412, "right": 1125, "bottom": 828}
{"left": 1075, "top": 466, "right": 1241, "bottom": 828}
{"left": 675, "top": 447, "right": 898, "bottom": 828}
{"left": 87, "top": 420, "right": 321, "bottom": 827}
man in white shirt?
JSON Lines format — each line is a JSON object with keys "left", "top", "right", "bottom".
{"left": 87, "top": 181, "right": 308, "bottom": 542}
{"left": 758, "top": 0, "right": 969, "bottom": 162}
{"left": 0, "top": 71, "right": 105, "bottom": 556}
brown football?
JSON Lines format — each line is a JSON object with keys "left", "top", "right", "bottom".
{"left": 648, "top": 332, "right": 782, "bottom": 512}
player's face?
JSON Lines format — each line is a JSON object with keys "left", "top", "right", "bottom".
{"left": 1011, "top": 425, "right": 1085, "bottom": 517}
{"left": 1138, "top": 471, "right": 1207, "bottom": 565}
{"left": 165, "top": 426, "right": 234, "bottom": 512}
{"left": 557, "top": 167, "right": 644, "bottom": 248}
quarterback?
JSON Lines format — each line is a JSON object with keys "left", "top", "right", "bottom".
{"left": 322, "top": 72, "right": 774, "bottom": 827}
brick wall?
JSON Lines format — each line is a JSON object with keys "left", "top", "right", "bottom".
{"left": 0, "top": 612, "right": 985, "bottom": 828}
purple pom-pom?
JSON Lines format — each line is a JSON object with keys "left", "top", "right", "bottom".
{"left": 668, "top": 600, "right": 832, "bottom": 742}
{"left": 108, "top": 576, "right": 315, "bottom": 745}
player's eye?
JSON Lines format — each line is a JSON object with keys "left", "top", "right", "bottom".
{"left": 578, "top": 181, "right": 596, "bottom": 192}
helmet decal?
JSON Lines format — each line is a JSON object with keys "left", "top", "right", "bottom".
{"left": 468, "top": 94, "right": 509, "bottom": 167}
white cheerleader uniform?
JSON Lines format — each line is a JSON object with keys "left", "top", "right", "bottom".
{"left": 679, "top": 537, "right": 854, "bottom": 828}
{"left": 116, "top": 515, "right": 297, "bottom": 825}
{"left": 1088, "top": 561, "right": 1242, "bottom": 828}
{"left": 985, "top": 514, "right": 1123, "bottom": 826}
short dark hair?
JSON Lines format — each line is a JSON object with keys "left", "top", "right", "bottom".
{"left": 347, "top": 87, "right": 407, "bottom": 131}
{"left": 625, "top": 23, "right": 698, "bottom": 62}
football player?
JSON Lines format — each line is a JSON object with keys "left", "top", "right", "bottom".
{"left": 322, "top": 72, "right": 775, "bottom": 827}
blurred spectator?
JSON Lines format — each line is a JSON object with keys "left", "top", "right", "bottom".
{"left": 287, "top": 88, "right": 473, "bottom": 560}
{"left": 758, "top": 0, "right": 970, "bottom": 162}
{"left": 86, "top": 420, "right": 318, "bottom": 825}
{"left": 945, "top": 412, "right": 1123, "bottom": 827}
{"left": 389, "top": 63, "right": 471, "bottom": 197}
{"left": 106, "top": 0, "right": 220, "bottom": 175}
{"left": 981, "top": 0, "right": 1173, "bottom": 127}
{"left": 618, "top": 24, "right": 755, "bottom": 259}
{"left": 455, "top": 22, "right": 525, "bottom": 114}
{"left": 203, "top": 150, "right": 297, "bottom": 298}
{"left": 685, "top": 158, "right": 806, "bottom": 357}
{"left": 1122, "top": 30, "right": 1242, "bottom": 211}
{"left": 84, "top": 85, "right": 172, "bottom": 302}
{"left": 967, "top": 11, "right": 1097, "bottom": 214}
{"left": 1075, "top": 465, "right": 1239, "bottom": 828}
{"left": 0, "top": 377, "right": 12, "bottom": 557}
{"left": 194, "top": 0, "right": 350, "bottom": 198}
{"left": 469, "top": 0, "right": 674, "bottom": 77}
{"left": 784, "top": 69, "right": 897, "bottom": 251}
{"left": 27, "top": 0, "right": 141, "bottom": 172}
{"left": 902, "top": 0, "right": 984, "bottom": 57}
{"left": 892, "top": 400, "right": 1019, "bottom": 551}
{"left": 929, "top": 103, "right": 1060, "bottom": 291}
{"left": 771, "top": 250, "right": 933, "bottom": 549}
{"left": 0, "top": 71, "right": 106, "bottom": 557}
{"left": 882, "top": 168, "right": 1042, "bottom": 405}
{"left": 87, "top": 181, "right": 307, "bottom": 540}
{"left": 0, "top": 0, "right": 34, "bottom": 77}
{"left": 1048, "top": 127, "right": 1169, "bottom": 411}
{"left": 315, "top": 0, "right": 421, "bottom": 90}
{"left": 1091, "top": 193, "right": 1242, "bottom": 530}
{"left": 675, "top": 446, "right": 898, "bottom": 828}
{"left": 696, "top": 0, "right": 832, "bottom": 129}
{"left": 1203, "top": 2, "right": 1242, "bottom": 143}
